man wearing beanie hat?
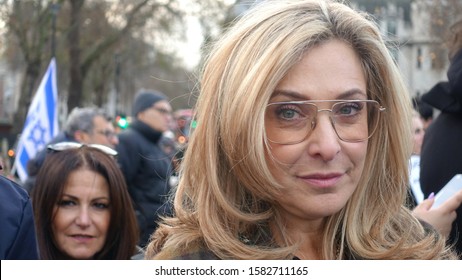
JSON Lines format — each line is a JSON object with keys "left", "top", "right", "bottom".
{"left": 116, "top": 90, "right": 174, "bottom": 247}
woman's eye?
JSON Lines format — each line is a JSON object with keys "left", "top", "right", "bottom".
{"left": 339, "top": 106, "right": 353, "bottom": 114}
{"left": 93, "top": 202, "right": 109, "bottom": 210}
{"left": 280, "top": 108, "right": 297, "bottom": 119}
{"left": 276, "top": 105, "right": 304, "bottom": 120}
{"left": 336, "top": 102, "right": 362, "bottom": 116}
{"left": 57, "top": 200, "right": 76, "bottom": 207}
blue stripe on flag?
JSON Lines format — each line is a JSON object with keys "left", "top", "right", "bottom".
{"left": 19, "top": 147, "right": 30, "bottom": 173}
{"left": 45, "top": 66, "right": 56, "bottom": 136}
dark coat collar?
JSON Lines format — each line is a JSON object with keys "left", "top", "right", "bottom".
{"left": 130, "top": 119, "right": 163, "bottom": 144}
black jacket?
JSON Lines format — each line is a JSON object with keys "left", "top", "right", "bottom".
{"left": 0, "top": 174, "right": 39, "bottom": 259}
{"left": 116, "top": 120, "right": 173, "bottom": 247}
{"left": 420, "top": 48, "right": 462, "bottom": 255}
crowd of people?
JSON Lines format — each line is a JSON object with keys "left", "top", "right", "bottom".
{"left": 1, "top": 0, "right": 462, "bottom": 260}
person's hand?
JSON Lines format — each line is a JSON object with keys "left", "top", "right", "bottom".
{"left": 412, "top": 189, "right": 462, "bottom": 238}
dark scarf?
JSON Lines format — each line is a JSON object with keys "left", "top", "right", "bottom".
{"left": 130, "top": 119, "right": 163, "bottom": 144}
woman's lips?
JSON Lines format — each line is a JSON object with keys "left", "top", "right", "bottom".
{"left": 70, "top": 234, "right": 94, "bottom": 242}
{"left": 298, "top": 173, "right": 343, "bottom": 188}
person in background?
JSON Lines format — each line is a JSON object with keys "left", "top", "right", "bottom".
{"left": 408, "top": 110, "right": 462, "bottom": 239}
{"left": 408, "top": 110, "right": 426, "bottom": 205}
{"left": 412, "top": 97, "right": 434, "bottom": 130}
{"left": 31, "top": 143, "right": 139, "bottom": 259}
{"left": 0, "top": 163, "right": 39, "bottom": 259}
{"left": 0, "top": 156, "right": 12, "bottom": 177}
{"left": 146, "top": 0, "right": 458, "bottom": 259}
{"left": 420, "top": 16, "right": 462, "bottom": 254}
{"left": 24, "top": 107, "right": 118, "bottom": 193}
{"left": 116, "top": 90, "right": 174, "bottom": 248}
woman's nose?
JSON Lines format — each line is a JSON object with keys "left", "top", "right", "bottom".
{"left": 305, "top": 114, "right": 341, "bottom": 161}
{"left": 75, "top": 207, "right": 91, "bottom": 227}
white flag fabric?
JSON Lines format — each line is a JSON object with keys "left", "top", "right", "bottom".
{"left": 14, "top": 58, "right": 59, "bottom": 182}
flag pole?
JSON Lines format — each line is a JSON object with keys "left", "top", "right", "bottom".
{"left": 51, "top": 3, "right": 60, "bottom": 59}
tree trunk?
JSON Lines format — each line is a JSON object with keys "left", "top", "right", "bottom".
{"left": 12, "top": 60, "right": 42, "bottom": 135}
{"left": 67, "top": 0, "right": 84, "bottom": 111}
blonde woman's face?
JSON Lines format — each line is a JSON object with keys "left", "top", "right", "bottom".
{"left": 265, "top": 40, "right": 368, "bottom": 226}
{"left": 52, "top": 168, "right": 111, "bottom": 259}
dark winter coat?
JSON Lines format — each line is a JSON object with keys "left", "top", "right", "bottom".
{"left": 0, "top": 174, "right": 39, "bottom": 259}
{"left": 116, "top": 120, "right": 173, "bottom": 247}
{"left": 420, "top": 48, "right": 462, "bottom": 255}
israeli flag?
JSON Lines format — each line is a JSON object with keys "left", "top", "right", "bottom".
{"left": 14, "top": 58, "right": 59, "bottom": 182}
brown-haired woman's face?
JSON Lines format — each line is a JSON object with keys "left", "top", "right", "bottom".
{"left": 52, "top": 168, "right": 111, "bottom": 259}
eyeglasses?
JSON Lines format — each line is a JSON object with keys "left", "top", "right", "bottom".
{"left": 151, "top": 107, "right": 172, "bottom": 116}
{"left": 95, "top": 129, "right": 117, "bottom": 139}
{"left": 47, "top": 142, "right": 118, "bottom": 156}
{"left": 265, "top": 100, "right": 386, "bottom": 145}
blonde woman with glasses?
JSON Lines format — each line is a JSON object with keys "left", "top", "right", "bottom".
{"left": 146, "top": 0, "right": 459, "bottom": 259}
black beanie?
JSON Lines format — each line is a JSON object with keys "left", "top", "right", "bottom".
{"left": 132, "top": 90, "right": 167, "bottom": 117}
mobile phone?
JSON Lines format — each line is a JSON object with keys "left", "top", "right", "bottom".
{"left": 431, "top": 174, "right": 462, "bottom": 209}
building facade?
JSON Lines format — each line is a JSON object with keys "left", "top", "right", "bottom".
{"left": 353, "top": 0, "right": 451, "bottom": 99}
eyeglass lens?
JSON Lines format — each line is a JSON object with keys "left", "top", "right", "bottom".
{"left": 265, "top": 100, "right": 382, "bottom": 144}
{"left": 96, "top": 130, "right": 116, "bottom": 138}
{"left": 153, "top": 107, "right": 172, "bottom": 115}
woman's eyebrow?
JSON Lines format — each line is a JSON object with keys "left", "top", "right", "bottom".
{"left": 271, "top": 88, "right": 367, "bottom": 100}
{"left": 271, "top": 90, "right": 307, "bottom": 100}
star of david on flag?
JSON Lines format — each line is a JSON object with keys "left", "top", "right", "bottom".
{"left": 14, "top": 58, "right": 59, "bottom": 182}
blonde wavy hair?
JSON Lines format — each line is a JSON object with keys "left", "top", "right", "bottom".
{"left": 147, "top": 0, "right": 457, "bottom": 259}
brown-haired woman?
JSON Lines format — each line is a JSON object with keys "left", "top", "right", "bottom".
{"left": 32, "top": 143, "right": 139, "bottom": 259}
